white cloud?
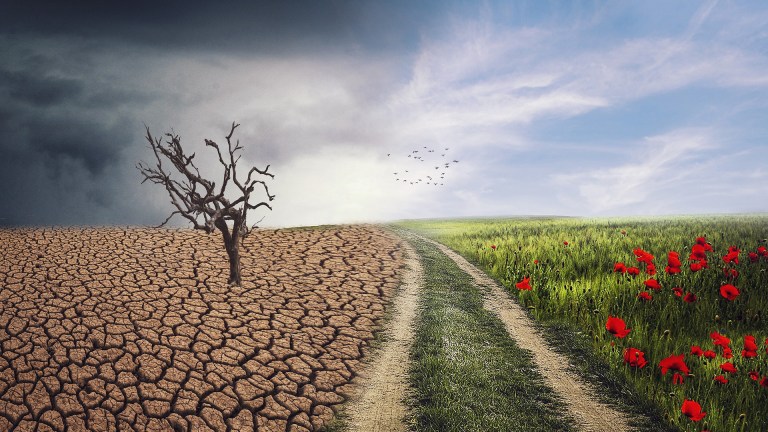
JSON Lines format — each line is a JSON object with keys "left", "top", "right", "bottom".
{"left": 552, "top": 129, "right": 720, "bottom": 213}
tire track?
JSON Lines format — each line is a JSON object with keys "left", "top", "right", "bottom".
{"left": 343, "top": 239, "right": 421, "bottom": 432}
{"left": 417, "top": 234, "right": 632, "bottom": 432}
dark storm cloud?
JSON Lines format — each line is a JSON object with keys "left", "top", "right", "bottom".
{"left": 0, "top": 0, "right": 435, "bottom": 54}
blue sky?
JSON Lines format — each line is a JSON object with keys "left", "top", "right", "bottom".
{"left": 1, "top": 0, "right": 767, "bottom": 227}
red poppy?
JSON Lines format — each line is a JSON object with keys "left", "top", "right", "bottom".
{"left": 627, "top": 267, "right": 640, "bottom": 276}
{"left": 720, "top": 362, "right": 737, "bottom": 374}
{"left": 742, "top": 335, "right": 758, "bottom": 358}
{"left": 749, "top": 252, "right": 759, "bottom": 263}
{"left": 623, "top": 347, "right": 648, "bottom": 368}
{"left": 723, "top": 268, "right": 739, "bottom": 280}
{"left": 723, "top": 246, "right": 740, "bottom": 264}
{"left": 533, "top": 259, "right": 539, "bottom": 265}
{"left": 760, "top": 377, "right": 768, "bottom": 388}
{"left": 672, "top": 287, "right": 683, "bottom": 297}
{"left": 515, "top": 277, "right": 531, "bottom": 291}
{"left": 723, "top": 346, "right": 733, "bottom": 359}
{"left": 714, "top": 375, "right": 728, "bottom": 384}
{"left": 637, "top": 291, "right": 653, "bottom": 301}
{"left": 659, "top": 354, "right": 690, "bottom": 375}
{"left": 744, "top": 335, "right": 758, "bottom": 351}
{"left": 563, "top": 241, "right": 569, "bottom": 246}
{"left": 613, "top": 262, "right": 627, "bottom": 273}
{"left": 644, "top": 279, "right": 661, "bottom": 290}
{"left": 749, "top": 371, "right": 760, "bottom": 381}
{"left": 667, "top": 251, "right": 681, "bottom": 267}
{"left": 681, "top": 399, "right": 706, "bottom": 422}
{"left": 689, "top": 262, "right": 702, "bottom": 272}
{"left": 703, "top": 350, "right": 716, "bottom": 359}
{"left": 665, "top": 266, "right": 681, "bottom": 274}
{"left": 710, "top": 332, "right": 731, "bottom": 347}
{"left": 672, "top": 372, "right": 685, "bottom": 385}
{"left": 719, "top": 284, "right": 740, "bottom": 301}
{"left": 690, "top": 244, "right": 707, "bottom": 261}
{"left": 491, "top": 244, "right": 497, "bottom": 251}
{"left": 758, "top": 246, "right": 768, "bottom": 256}
{"left": 646, "top": 264, "right": 657, "bottom": 275}
{"left": 633, "top": 248, "right": 654, "bottom": 264}
{"left": 765, "top": 337, "right": 768, "bottom": 354}
{"left": 605, "top": 316, "right": 631, "bottom": 338}
{"left": 690, "top": 345, "right": 703, "bottom": 356}
{"left": 696, "top": 236, "right": 713, "bottom": 251}
{"left": 683, "top": 292, "right": 697, "bottom": 303}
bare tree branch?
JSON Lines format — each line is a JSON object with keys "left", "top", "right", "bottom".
{"left": 137, "top": 122, "right": 274, "bottom": 285}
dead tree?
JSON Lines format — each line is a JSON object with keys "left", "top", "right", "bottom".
{"left": 137, "top": 122, "right": 274, "bottom": 286}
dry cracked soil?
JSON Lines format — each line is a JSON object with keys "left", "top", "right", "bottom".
{"left": 0, "top": 226, "right": 403, "bottom": 432}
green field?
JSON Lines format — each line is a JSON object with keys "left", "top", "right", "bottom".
{"left": 398, "top": 215, "right": 768, "bottom": 432}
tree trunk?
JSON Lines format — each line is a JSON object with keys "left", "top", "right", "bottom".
{"left": 216, "top": 218, "right": 242, "bottom": 286}
{"left": 225, "top": 241, "right": 241, "bottom": 286}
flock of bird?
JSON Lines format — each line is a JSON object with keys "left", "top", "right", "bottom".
{"left": 387, "top": 146, "right": 459, "bottom": 186}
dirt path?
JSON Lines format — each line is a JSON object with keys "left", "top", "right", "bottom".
{"left": 420, "top": 235, "right": 632, "bottom": 432}
{"left": 344, "top": 239, "right": 421, "bottom": 432}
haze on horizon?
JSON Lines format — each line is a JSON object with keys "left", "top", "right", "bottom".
{"left": 1, "top": 1, "right": 767, "bottom": 229}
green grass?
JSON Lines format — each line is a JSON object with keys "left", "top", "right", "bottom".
{"left": 400, "top": 229, "right": 576, "bottom": 432}
{"left": 398, "top": 215, "right": 768, "bottom": 432}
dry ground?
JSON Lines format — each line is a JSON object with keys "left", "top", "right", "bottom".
{"left": 0, "top": 226, "right": 403, "bottom": 432}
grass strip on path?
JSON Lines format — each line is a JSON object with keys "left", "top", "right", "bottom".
{"left": 401, "top": 230, "right": 576, "bottom": 432}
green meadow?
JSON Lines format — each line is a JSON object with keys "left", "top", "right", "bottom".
{"left": 398, "top": 215, "right": 768, "bottom": 432}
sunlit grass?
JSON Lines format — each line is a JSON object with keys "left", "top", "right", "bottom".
{"left": 398, "top": 215, "right": 768, "bottom": 432}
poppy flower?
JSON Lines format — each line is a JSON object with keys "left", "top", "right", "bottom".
{"left": 605, "top": 316, "right": 631, "bottom": 338}
{"left": 723, "top": 268, "right": 739, "bottom": 280}
{"left": 683, "top": 292, "right": 697, "bottom": 303}
{"left": 720, "top": 362, "right": 737, "bottom": 374}
{"left": 563, "top": 241, "right": 569, "bottom": 246}
{"left": 665, "top": 266, "right": 681, "bottom": 274}
{"left": 533, "top": 259, "right": 539, "bottom": 265}
{"left": 690, "top": 244, "right": 707, "bottom": 261}
{"left": 710, "top": 332, "right": 731, "bottom": 347}
{"left": 644, "top": 279, "right": 661, "bottom": 290}
{"left": 672, "top": 372, "right": 685, "bottom": 385}
{"left": 515, "top": 277, "right": 531, "bottom": 291}
{"left": 491, "top": 244, "right": 497, "bottom": 251}
{"left": 714, "top": 375, "right": 728, "bottom": 384}
{"left": 719, "top": 284, "right": 740, "bottom": 301}
{"left": 744, "top": 335, "right": 758, "bottom": 352}
{"left": 633, "top": 248, "right": 654, "bottom": 264}
{"left": 696, "top": 236, "right": 713, "bottom": 251}
{"left": 723, "top": 246, "right": 740, "bottom": 264}
{"left": 613, "top": 262, "right": 627, "bottom": 273}
{"left": 749, "top": 371, "right": 760, "bottom": 381}
{"left": 637, "top": 291, "right": 653, "bottom": 301}
{"left": 623, "top": 347, "right": 648, "bottom": 368}
{"left": 722, "top": 346, "right": 733, "bottom": 359}
{"left": 758, "top": 246, "right": 768, "bottom": 256}
{"left": 659, "top": 354, "right": 690, "bottom": 376}
{"left": 765, "top": 337, "right": 768, "bottom": 354}
{"left": 668, "top": 251, "right": 681, "bottom": 267}
{"left": 672, "top": 287, "right": 683, "bottom": 297}
{"left": 646, "top": 264, "right": 657, "bottom": 275}
{"left": 690, "top": 345, "right": 703, "bottom": 356}
{"left": 749, "top": 252, "right": 759, "bottom": 263}
{"left": 703, "top": 350, "right": 716, "bottom": 359}
{"left": 689, "top": 262, "right": 702, "bottom": 272}
{"left": 627, "top": 267, "right": 640, "bottom": 276}
{"left": 681, "top": 399, "right": 706, "bottom": 422}
{"left": 760, "top": 377, "right": 768, "bottom": 388}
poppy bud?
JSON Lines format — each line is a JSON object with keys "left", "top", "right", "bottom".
{"left": 715, "top": 315, "right": 721, "bottom": 322}
{"left": 663, "top": 329, "right": 670, "bottom": 336}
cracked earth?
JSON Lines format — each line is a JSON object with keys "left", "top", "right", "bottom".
{"left": 0, "top": 226, "right": 403, "bottom": 431}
